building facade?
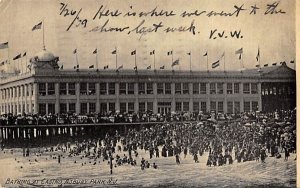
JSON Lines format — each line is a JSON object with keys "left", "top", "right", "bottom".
{"left": 0, "top": 50, "right": 296, "bottom": 115}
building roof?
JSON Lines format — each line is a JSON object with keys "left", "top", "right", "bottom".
{"left": 33, "top": 49, "right": 57, "bottom": 62}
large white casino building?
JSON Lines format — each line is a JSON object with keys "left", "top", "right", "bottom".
{"left": 0, "top": 49, "right": 296, "bottom": 115}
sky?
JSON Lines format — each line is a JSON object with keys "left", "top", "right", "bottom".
{"left": 0, "top": 0, "right": 296, "bottom": 72}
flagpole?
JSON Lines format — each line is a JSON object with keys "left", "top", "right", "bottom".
{"left": 96, "top": 47, "right": 98, "bottom": 71}
{"left": 25, "top": 53, "right": 28, "bottom": 73}
{"left": 42, "top": 19, "right": 45, "bottom": 50}
{"left": 189, "top": 52, "right": 192, "bottom": 72}
{"left": 75, "top": 48, "right": 79, "bottom": 69}
{"left": 171, "top": 50, "right": 174, "bottom": 71}
{"left": 223, "top": 52, "right": 226, "bottom": 72}
{"left": 206, "top": 54, "right": 208, "bottom": 72}
{"left": 134, "top": 49, "right": 137, "bottom": 71}
{"left": 115, "top": 47, "right": 117, "bottom": 70}
{"left": 153, "top": 52, "right": 156, "bottom": 71}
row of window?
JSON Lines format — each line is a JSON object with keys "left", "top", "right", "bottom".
{"left": 35, "top": 82, "right": 258, "bottom": 96}
{"left": 1, "top": 85, "right": 33, "bottom": 99}
{"left": 1, "top": 104, "right": 34, "bottom": 114}
{"left": 34, "top": 101, "right": 259, "bottom": 115}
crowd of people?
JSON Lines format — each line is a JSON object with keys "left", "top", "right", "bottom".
{"left": 1, "top": 109, "right": 296, "bottom": 173}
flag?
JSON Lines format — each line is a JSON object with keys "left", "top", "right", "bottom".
{"left": 146, "top": 65, "right": 151, "bottom": 70}
{"left": 203, "top": 52, "right": 207, "bottom": 56}
{"left": 93, "top": 48, "right": 97, "bottom": 54}
{"left": 117, "top": 65, "right": 123, "bottom": 70}
{"left": 171, "top": 59, "right": 179, "bottom": 67}
{"left": 89, "top": 65, "right": 94, "bottom": 69}
{"left": 32, "top": 21, "right": 42, "bottom": 31}
{"left": 73, "top": 49, "right": 77, "bottom": 54}
{"left": 160, "top": 65, "right": 165, "bottom": 69}
{"left": 0, "top": 42, "right": 8, "bottom": 49}
{"left": 167, "top": 51, "right": 173, "bottom": 55}
{"left": 131, "top": 50, "right": 136, "bottom": 55}
{"left": 27, "top": 64, "right": 31, "bottom": 71}
{"left": 150, "top": 50, "right": 155, "bottom": 55}
{"left": 272, "top": 63, "right": 277, "bottom": 66}
{"left": 256, "top": 48, "right": 260, "bottom": 62}
{"left": 76, "top": 64, "right": 79, "bottom": 68}
{"left": 104, "top": 65, "right": 109, "bottom": 69}
{"left": 134, "top": 65, "right": 137, "bottom": 70}
{"left": 13, "top": 53, "right": 21, "bottom": 60}
{"left": 0, "top": 61, "right": 4, "bottom": 66}
{"left": 264, "top": 64, "right": 268, "bottom": 67}
{"left": 60, "top": 65, "right": 63, "bottom": 70}
{"left": 187, "top": 52, "right": 191, "bottom": 55}
{"left": 23, "top": 52, "right": 27, "bottom": 57}
{"left": 290, "top": 60, "right": 294, "bottom": 64}
{"left": 112, "top": 49, "right": 117, "bottom": 54}
{"left": 255, "top": 64, "right": 260, "bottom": 68}
{"left": 235, "top": 48, "right": 243, "bottom": 54}
{"left": 74, "top": 66, "right": 76, "bottom": 69}
{"left": 220, "top": 52, "right": 225, "bottom": 58}
{"left": 212, "top": 60, "right": 220, "bottom": 69}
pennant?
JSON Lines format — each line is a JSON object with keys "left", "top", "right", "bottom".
{"left": 255, "top": 64, "right": 260, "bottom": 68}
{"left": 60, "top": 65, "right": 64, "bottom": 70}
{"left": 160, "top": 65, "right": 165, "bottom": 69}
{"left": 134, "top": 65, "right": 137, "bottom": 70}
{"left": 263, "top": 64, "right": 268, "bottom": 67}
{"left": 212, "top": 60, "right": 220, "bottom": 69}
{"left": 290, "top": 60, "right": 294, "bottom": 64}
{"left": 111, "top": 49, "right": 117, "bottom": 54}
{"left": 74, "top": 66, "right": 76, "bottom": 69}
{"left": 220, "top": 52, "right": 225, "bottom": 58}
{"left": 104, "top": 65, "right": 109, "bottom": 69}
{"left": 89, "top": 65, "right": 94, "bottom": 69}
{"left": 167, "top": 51, "right": 173, "bottom": 56}
{"left": 117, "top": 65, "right": 123, "bottom": 70}
{"left": 131, "top": 50, "right": 136, "bottom": 55}
{"left": 235, "top": 48, "right": 243, "bottom": 54}
{"left": 0, "top": 61, "right": 4, "bottom": 66}
{"left": 150, "top": 50, "right": 155, "bottom": 55}
{"left": 23, "top": 52, "right": 27, "bottom": 57}
{"left": 27, "top": 64, "right": 31, "bottom": 71}
{"left": 73, "top": 49, "right": 77, "bottom": 54}
{"left": 93, "top": 48, "right": 97, "bottom": 54}
{"left": 203, "top": 52, "right": 207, "bottom": 57}
{"left": 0, "top": 42, "right": 8, "bottom": 49}
{"left": 76, "top": 64, "right": 79, "bottom": 68}
{"left": 187, "top": 52, "right": 191, "bottom": 55}
{"left": 256, "top": 48, "right": 260, "bottom": 62}
{"left": 171, "top": 59, "right": 179, "bottom": 67}
{"left": 272, "top": 63, "right": 277, "bottom": 66}
{"left": 146, "top": 65, "right": 151, "bottom": 70}
{"left": 13, "top": 53, "right": 21, "bottom": 60}
{"left": 32, "top": 21, "right": 42, "bottom": 31}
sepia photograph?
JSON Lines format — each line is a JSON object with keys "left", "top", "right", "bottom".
{"left": 0, "top": 0, "right": 297, "bottom": 187}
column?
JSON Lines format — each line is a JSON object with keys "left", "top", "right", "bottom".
{"left": 55, "top": 83, "right": 59, "bottom": 114}
{"left": 12, "top": 87, "right": 16, "bottom": 115}
{"left": 115, "top": 82, "right": 120, "bottom": 112}
{"left": 258, "top": 82, "right": 262, "bottom": 111}
{"left": 171, "top": 83, "right": 175, "bottom": 112}
{"left": 189, "top": 83, "right": 193, "bottom": 112}
{"left": 16, "top": 86, "right": 20, "bottom": 114}
{"left": 96, "top": 83, "right": 100, "bottom": 113}
{"left": 153, "top": 83, "right": 158, "bottom": 114}
{"left": 133, "top": 83, "right": 138, "bottom": 113}
{"left": 33, "top": 83, "right": 38, "bottom": 113}
{"left": 206, "top": 83, "right": 210, "bottom": 112}
{"left": 223, "top": 83, "right": 227, "bottom": 113}
{"left": 76, "top": 83, "right": 80, "bottom": 114}
{"left": 240, "top": 83, "right": 244, "bottom": 112}
{"left": 24, "top": 84, "right": 28, "bottom": 113}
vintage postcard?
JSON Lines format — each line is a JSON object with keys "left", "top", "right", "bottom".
{"left": 0, "top": 0, "right": 297, "bottom": 187}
